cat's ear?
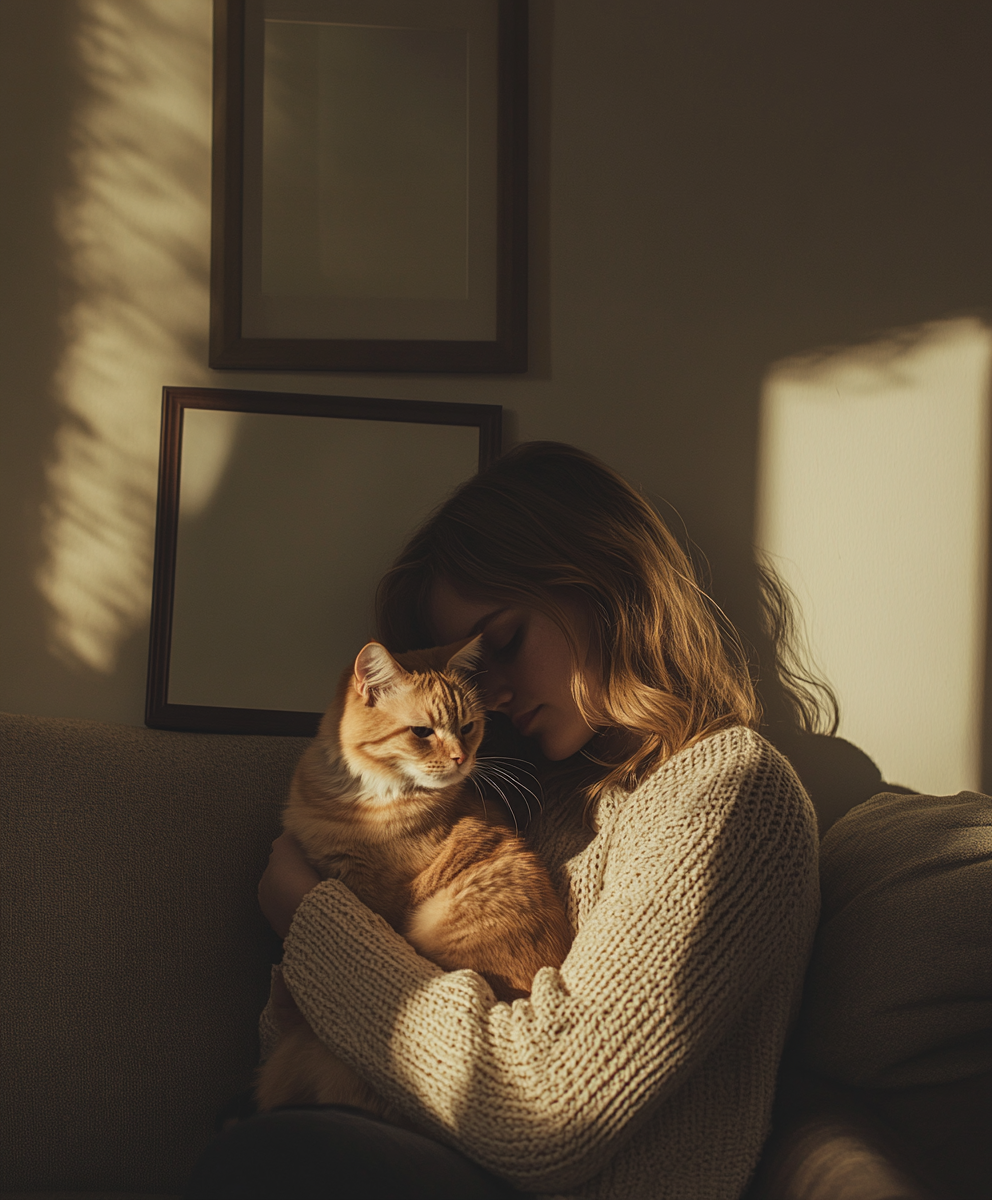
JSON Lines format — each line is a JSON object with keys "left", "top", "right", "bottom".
{"left": 353, "top": 643, "right": 407, "bottom": 707}
{"left": 446, "top": 634, "right": 484, "bottom": 677}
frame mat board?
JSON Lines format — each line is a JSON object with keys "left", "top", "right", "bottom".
{"left": 209, "top": 0, "right": 528, "bottom": 372}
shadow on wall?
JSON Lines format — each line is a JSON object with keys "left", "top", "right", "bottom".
{"left": 39, "top": 0, "right": 213, "bottom": 674}
{"left": 0, "top": 0, "right": 213, "bottom": 723}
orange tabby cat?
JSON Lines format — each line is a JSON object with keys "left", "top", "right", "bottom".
{"left": 254, "top": 637, "right": 572, "bottom": 1119}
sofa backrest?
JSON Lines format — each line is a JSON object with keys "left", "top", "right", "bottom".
{"left": 0, "top": 711, "right": 308, "bottom": 1196}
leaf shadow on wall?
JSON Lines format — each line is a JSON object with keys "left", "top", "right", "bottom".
{"left": 0, "top": 0, "right": 213, "bottom": 724}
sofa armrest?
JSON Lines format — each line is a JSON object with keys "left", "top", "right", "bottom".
{"left": 745, "top": 1065, "right": 992, "bottom": 1200}
{"left": 0, "top": 711, "right": 308, "bottom": 1197}
{"left": 747, "top": 1110, "right": 938, "bottom": 1200}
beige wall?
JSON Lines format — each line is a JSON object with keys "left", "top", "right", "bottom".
{"left": 1, "top": 1, "right": 990, "bottom": 787}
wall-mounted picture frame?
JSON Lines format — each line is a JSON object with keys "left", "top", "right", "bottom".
{"left": 209, "top": 0, "right": 528, "bottom": 373}
{"left": 146, "top": 386, "right": 502, "bottom": 735}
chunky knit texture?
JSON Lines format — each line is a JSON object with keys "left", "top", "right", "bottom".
{"left": 277, "top": 727, "right": 820, "bottom": 1199}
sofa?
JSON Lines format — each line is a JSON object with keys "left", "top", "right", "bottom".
{"left": 1, "top": 710, "right": 989, "bottom": 1200}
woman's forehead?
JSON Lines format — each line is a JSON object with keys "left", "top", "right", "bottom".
{"left": 429, "top": 579, "right": 508, "bottom": 643}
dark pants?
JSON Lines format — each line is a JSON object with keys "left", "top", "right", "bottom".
{"left": 184, "top": 1105, "right": 524, "bottom": 1200}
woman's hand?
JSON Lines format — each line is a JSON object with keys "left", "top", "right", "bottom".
{"left": 258, "top": 831, "right": 320, "bottom": 939}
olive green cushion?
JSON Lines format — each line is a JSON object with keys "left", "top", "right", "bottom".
{"left": 796, "top": 790, "right": 992, "bottom": 1087}
{"left": 0, "top": 712, "right": 307, "bottom": 1196}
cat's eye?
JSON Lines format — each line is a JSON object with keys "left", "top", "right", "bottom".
{"left": 410, "top": 726, "right": 434, "bottom": 739}
{"left": 460, "top": 722, "right": 474, "bottom": 735}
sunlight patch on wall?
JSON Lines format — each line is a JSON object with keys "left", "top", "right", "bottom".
{"left": 37, "top": 0, "right": 220, "bottom": 673}
{"left": 756, "top": 318, "right": 992, "bottom": 795}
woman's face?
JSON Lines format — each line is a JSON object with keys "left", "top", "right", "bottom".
{"left": 430, "top": 580, "right": 601, "bottom": 761}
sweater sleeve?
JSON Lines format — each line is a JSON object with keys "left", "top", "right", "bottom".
{"left": 280, "top": 732, "right": 818, "bottom": 1193}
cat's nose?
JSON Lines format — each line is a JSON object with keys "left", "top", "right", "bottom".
{"left": 449, "top": 744, "right": 466, "bottom": 765}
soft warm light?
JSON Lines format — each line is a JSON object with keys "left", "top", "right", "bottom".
{"left": 37, "top": 0, "right": 214, "bottom": 672}
{"left": 756, "top": 318, "right": 992, "bottom": 794}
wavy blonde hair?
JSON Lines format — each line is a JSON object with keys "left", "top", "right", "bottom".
{"left": 376, "top": 442, "right": 769, "bottom": 806}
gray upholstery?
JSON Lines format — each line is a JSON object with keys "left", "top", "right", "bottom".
{"left": 795, "top": 790, "right": 992, "bottom": 1088}
{"left": 3, "top": 712, "right": 988, "bottom": 1199}
{"left": 0, "top": 712, "right": 307, "bottom": 1197}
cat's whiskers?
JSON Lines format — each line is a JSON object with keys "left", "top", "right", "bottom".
{"left": 476, "top": 770, "right": 540, "bottom": 824}
{"left": 478, "top": 755, "right": 544, "bottom": 800}
{"left": 476, "top": 756, "right": 544, "bottom": 818}
{"left": 468, "top": 774, "right": 490, "bottom": 823}
{"left": 473, "top": 756, "right": 546, "bottom": 833}
{"left": 482, "top": 760, "right": 543, "bottom": 805}
{"left": 473, "top": 767, "right": 519, "bottom": 837}
{"left": 479, "top": 771, "right": 532, "bottom": 827}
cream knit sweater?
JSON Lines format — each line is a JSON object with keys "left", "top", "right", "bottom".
{"left": 276, "top": 726, "right": 820, "bottom": 1199}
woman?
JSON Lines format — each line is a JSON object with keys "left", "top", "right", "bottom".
{"left": 187, "top": 442, "right": 821, "bottom": 1200}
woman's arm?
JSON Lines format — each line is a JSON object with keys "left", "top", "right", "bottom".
{"left": 258, "top": 831, "right": 320, "bottom": 939}
{"left": 281, "top": 733, "right": 819, "bottom": 1193}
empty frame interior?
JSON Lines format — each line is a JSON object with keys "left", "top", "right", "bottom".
{"left": 147, "top": 388, "right": 501, "bottom": 733}
{"left": 244, "top": 1, "right": 498, "bottom": 340}
{"left": 211, "top": 0, "right": 527, "bottom": 371}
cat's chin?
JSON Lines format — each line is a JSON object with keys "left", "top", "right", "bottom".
{"left": 355, "top": 767, "right": 465, "bottom": 800}
{"left": 408, "top": 773, "right": 465, "bottom": 791}
{"left": 402, "top": 764, "right": 473, "bottom": 792}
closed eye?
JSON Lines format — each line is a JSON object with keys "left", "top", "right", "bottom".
{"left": 460, "top": 722, "right": 474, "bottom": 735}
{"left": 490, "top": 625, "right": 523, "bottom": 662}
{"left": 410, "top": 726, "right": 433, "bottom": 739}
